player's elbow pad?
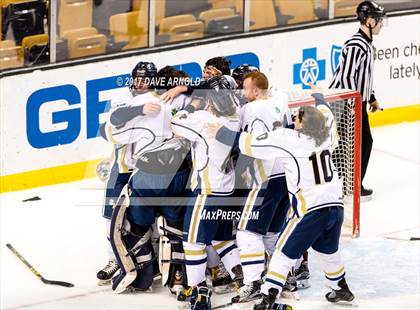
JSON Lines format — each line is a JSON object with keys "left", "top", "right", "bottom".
{"left": 215, "top": 126, "right": 240, "bottom": 148}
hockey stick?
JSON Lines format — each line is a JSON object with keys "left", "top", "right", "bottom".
{"left": 6, "top": 243, "right": 74, "bottom": 287}
{"left": 213, "top": 297, "right": 261, "bottom": 310}
{"left": 212, "top": 302, "right": 233, "bottom": 309}
{"left": 385, "top": 236, "right": 420, "bottom": 241}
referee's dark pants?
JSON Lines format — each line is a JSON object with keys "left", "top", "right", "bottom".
{"left": 361, "top": 101, "right": 373, "bottom": 183}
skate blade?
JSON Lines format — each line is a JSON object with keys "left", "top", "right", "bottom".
{"left": 360, "top": 195, "right": 372, "bottom": 203}
{"left": 296, "top": 279, "right": 311, "bottom": 289}
{"left": 232, "top": 294, "right": 261, "bottom": 305}
{"left": 121, "top": 286, "right": 153, "bottom": 294}
{"left": 213, "top": 284, "right": 236, "bottom": 294}
{"left": 97, "top": 279, "right": 111, "bottom": 286}
{"left": 330, "top": 300, "right": 359, "bottom": 308}
{"left": 213, "top": 301, "right": 257, "bottom": 310}
{"left": 177, "top": 301, "right": 191, "bottom": 309}
{"left": 281, "top": 290, "right": 300, "bottom": 300}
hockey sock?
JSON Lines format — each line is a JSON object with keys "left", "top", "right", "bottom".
{"left": 263, "top": 232, "right": 280, "bottom": 257}
{"left": 211, "top": 240, "right": 240, "bottom": 280}
{"left": 294, "top": 257, "right": 303, "bottom": 270}
{"left": 206, "top": 245, "right": 221, "bottom": 268}
{"left": 294, "top": 251, "right": 308, "bottom": 269}
{"left": 237, "top": 230, "right": 265, "bottom": 284}
{"left": 261, "top": 251, "right": 295, "bottom": 295}
{"left": 314, "top": 250, "right": 345, "bottom": 290}
{"left": 183, "top": 241, "right": 207, "bottom": 287}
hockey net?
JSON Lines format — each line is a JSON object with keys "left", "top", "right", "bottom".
{"left": 286, "top": 88, "right": 362, "bottom": 238}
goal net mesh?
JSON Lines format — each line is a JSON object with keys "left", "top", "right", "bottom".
{"left": 285, "top": 88, "right": 362, "bottom": 238}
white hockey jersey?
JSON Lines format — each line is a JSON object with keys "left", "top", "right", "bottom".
{"left": 171, "top": 109, "right": 240, "bottom": 195}
{"left": 240, "top": 94, "right": 292, "bottom": 186}
{"left": 104, "top": 91, "right": 191, "bottom": 160}
{"left": 238, "top": 95, "right": 343, "bottom": 218}
{"left": 105, "top": 88, "right": 137, "bottom": 173}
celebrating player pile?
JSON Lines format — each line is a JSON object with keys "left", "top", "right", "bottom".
{"left": 96, "top": 55, "right": 354, "bottom": 310}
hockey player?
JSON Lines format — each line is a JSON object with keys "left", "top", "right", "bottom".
{"left": 96, "top": 62, "right": 160, "bottom": 285}
{"left": 231, "top": 65, "right": 293, "bottom": 258}
{"left": 160, "top": 57, "right": 239, "bottom": 294}
{"left": 232, "top": 66, "right": 307, "bottom": 294}
{"left": 103, "top": 62, "right": 192, "bottom": 294}
{"left": 171, "top": 76, "right": 244, "bottom": 309}
{"left": 209, "top": 83, "right": 354, "bottom": 309}
{"left": 156, "top": 66, "right": 236, "bottom": 296}
{"left": 161, "top": 56, "right": 236, "bottom": 104}
{"left": 228, "top": 71, "right": 292, "bottom": 304}
{"left": 201, "top": 58, "right": 239, "bottom": 293}
{"left": 202, "top": 56, "right": 231, "bottom": 80}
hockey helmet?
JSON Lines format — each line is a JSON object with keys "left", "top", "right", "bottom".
{"left": 131, "top": 61, "right": 158, "bottom": 80}
{"left": 130, "top": 61, "right": 157, "bottom": 94}
{"left": 231, "top": 64, "right": 259, "bottom": 87}
{"left": 356, "top": 1, "right": 386, "bottom": 24}
{"left": 205, "top": 76, "right": 238, "bottom": 117}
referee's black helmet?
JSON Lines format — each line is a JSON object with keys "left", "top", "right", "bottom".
{"left": 356, "top": 1, "right": 386, "bottom": 24}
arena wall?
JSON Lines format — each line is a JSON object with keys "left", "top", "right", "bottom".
{"left": 1, "top": 13, "right": 418, "bottom": 192}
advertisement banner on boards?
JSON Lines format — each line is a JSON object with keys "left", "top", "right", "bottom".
{"left": 0, "top": 14, "right": 418, "bottom": 177}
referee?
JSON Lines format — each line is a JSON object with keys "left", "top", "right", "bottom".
{"left": 330, "top": 0, "right": 386, "bottom": 200}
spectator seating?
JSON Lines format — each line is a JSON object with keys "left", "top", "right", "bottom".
{"left": 199, "top": 7, "right": 235, "bottom": 28}
{"left": 62, "top": 27, "right": 106, "bottom": 58}
{"left": 109, "top": 10, "right": 147, "bottom": 50}
{"left": 275, "top": 0, "right": 316, "bottom": 24}
{"left": 169, "top": 21, "right": 204, "bottom": 42}
{"left": 58, "top": 0, "right": 93, "bottom": 37}
{"left": 0, "top": 39, "right": 23, "bottom": 69}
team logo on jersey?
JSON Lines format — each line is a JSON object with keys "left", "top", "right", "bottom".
{"left": 256, "top": 133, "right": 268, "bottom": 141}
{"left": 293, "top": 48, "right": 326, "bottom": 89}
{"left": 330, "top": 45, "right": 342, "bottom": 74}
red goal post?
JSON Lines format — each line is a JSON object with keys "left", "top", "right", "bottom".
{"left": 285, "top": 89, "right": 362, "bottom": 238}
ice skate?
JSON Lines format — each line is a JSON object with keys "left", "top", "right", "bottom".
{"left": 280, "top": 270, "right": 299, "bottom": 300}
{"left": 231, "top": 280, "right": 261, "bottom": 304}
{"left": 97, "top": 259, "right": 120, "bottom": 286}
{"left": 326, "top": 278, "right": 355, "bottom": 305}
{"left": 190, "top": 285, "right": 212, "bottom": 310}
{"left": 177, "top": 286, "right": 193, "bottom": 309}
{"left": 209, "top": 263, "right": 235, "bottom": 294}
{"left": 253, "top": 288, "right": 292, "bottom": 310}
{"left": 295, "top": 261, "right": 310, "bottom": 289}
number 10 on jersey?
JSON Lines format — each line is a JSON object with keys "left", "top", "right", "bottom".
{"left": 309, "top": 150, "right": 334, "bottom": 185}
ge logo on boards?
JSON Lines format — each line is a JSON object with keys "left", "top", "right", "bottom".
{"left": 26, "top": 52, "right": 259, "bottom": 149}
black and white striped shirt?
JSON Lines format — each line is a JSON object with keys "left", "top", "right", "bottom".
{"left": 330, "top": 29, "right": 375, "bottom": 103}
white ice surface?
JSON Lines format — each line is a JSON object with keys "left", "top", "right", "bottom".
{"left": 1, "top": 121, "right": 419, "bottom": 310}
